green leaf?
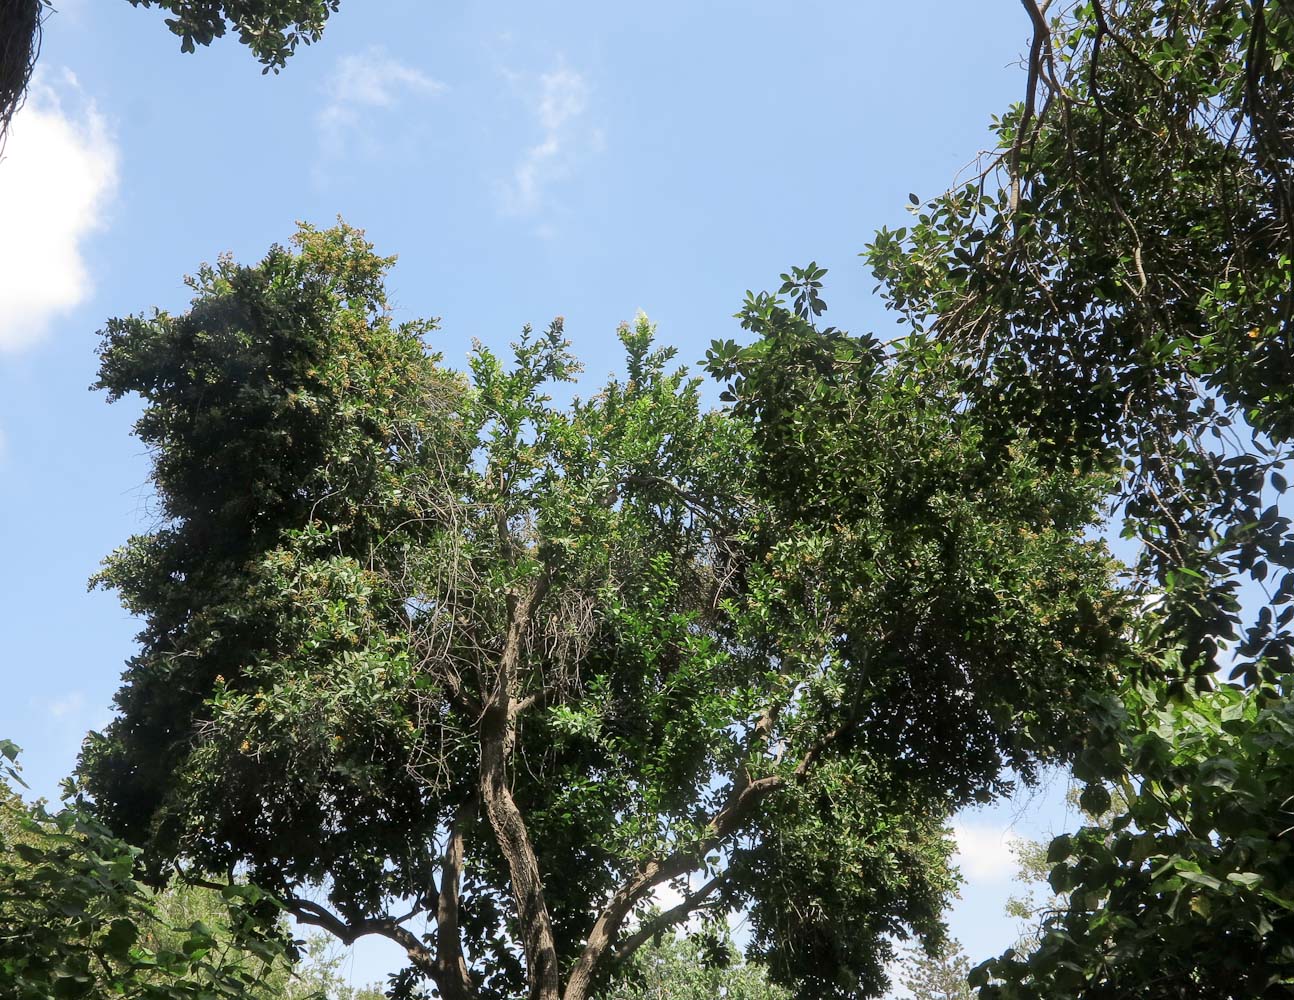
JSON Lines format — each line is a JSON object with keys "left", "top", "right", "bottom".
{"left": 1046, "top": 834, "right": 1073, "bottom": 864}
{"left": 1079, "top": 783, "right": 1112, "bottom": 818}
{"left": 1176, "top": 869, "right": 1224, "bottom": 891}
{"left": 103, "top": 918, "right": 139, "bottom": 958}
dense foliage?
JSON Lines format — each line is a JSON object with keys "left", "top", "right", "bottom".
{"left": 127, "top": 0, "right": 339, "bottom": 67}
{"left": 867, "top": 0, "right": 1294, "bottom": 691}
{"left": 0, "top": 742, "right": 294, "bottom": 1000}
{"left": 25, "top": 0, "right": 1294, "bottom": 997}
{"left": 865, "top": 3, "right": 1294, "bottom": 995}
{"left": 973, "top": 681, "right": 1294, "bottom": 998}
{"left": 80, "top": 222, "right": 1130, "bottom": 1000}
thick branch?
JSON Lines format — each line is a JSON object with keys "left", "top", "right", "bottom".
{"left": 479, "top": 573, "right": 561, "bottom": 1000}
{"left": 562, "top": 772, "right": 784, "bottom": 1000}
{"left": 435, "top": 797, "right": 478, "bottom": 1000}
{"left": 284, "top": 897, "right": 443, "bottom": 989}
{"left": 1012, "top": 0, "right": 1055, "bottom": 211}
{"left": 611, "top": 872, "right": 729, "bottom": 965}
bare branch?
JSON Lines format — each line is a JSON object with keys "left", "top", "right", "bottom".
{"left": 282, "top": 896, "right": 446, "bottom": 991}
{"left": 611, "top": 872, "right": 730, "bottom": 965}
{"left": 563, "top": 771, "right": 784, "bottom": 1000}
{"left": 1011, "top": 0, "right": 1054, "bottom": 211}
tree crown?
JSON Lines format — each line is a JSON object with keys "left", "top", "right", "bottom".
{"left": 83, "top": 223, "right": 1132, "bottom": 1000}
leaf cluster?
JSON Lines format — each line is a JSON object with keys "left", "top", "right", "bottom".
{"left": 973, "top": 680, "right": 1294, "bottom": 998}
{"left": 127, "top": 0, "right": 339, "bottom": 69}
{"left": 0, "top": 744, "right": 297, "bottom": 1000}
{"left": 865, "top": 0, "right": 1294, "bottom": 690}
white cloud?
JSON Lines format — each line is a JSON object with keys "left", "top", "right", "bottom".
{"left": 645, "top": 875, "right": 713, "bottom": 936}
{"left": 317, "top": 46, "right": 444, "bottom": 156}
{"left": 651, "top": 879, "right": 686, "bottom": 912}
{"left": 328, "top": 46, "right": 443, "bottom": 108}
{"left": 502, "top": 64, "right": 598, "bottom": 215}
{"left": 48, "top": 691, "right": 86, "bottom": 720}
{"left": 952, "top": 821, "right": 1021, "bottom": 883}
{"left": 0, "top": 71, "right": 118, "bottom": 352}
{"left": 535, "top": 66, "right": 588, "bottom": 133}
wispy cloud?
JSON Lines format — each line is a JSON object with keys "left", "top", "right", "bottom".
{"left": 0, "top": 71, "right": 118, "bottom": 352}
{"left": 48, "top": 691, "right": 86, "bottom": 720}
{"left": 501, "top": 64, "right": 598, "bottom": 216}
{"left": 952, "top": 821, "right": 1022, "bottom": 883}
{"left": 317, "top": 46, "right": 445, "bottom": 157}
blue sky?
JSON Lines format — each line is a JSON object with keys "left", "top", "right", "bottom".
{"left": 0, "top": 0, "right": 1078, "bottom": 991}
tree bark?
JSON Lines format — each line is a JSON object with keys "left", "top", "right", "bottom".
{"left": 478, "top": 582, "right": 561, "bottom": 1000}
{"left": 435, "top": 797, "right": 478, "bottom": 1000}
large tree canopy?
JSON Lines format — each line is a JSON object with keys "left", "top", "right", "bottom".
{"left": 861, "top": 2, "right": 1294, "bottom": 996}
{"left": 867, "top": 0, "right": 1294, "bottom": 691}
{"left": 81, "top": 223, "right": 1131, "bottom": 1000}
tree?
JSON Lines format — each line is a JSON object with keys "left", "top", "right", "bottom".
{"left": 0, "top": 0, "right": 48, "bottom": 142}
{"left": 971, "top": 679, "right": 1294, "bottom": 998}
{"left": 80, "top": 222, "right": 1131, "bottom": 1000}
{"left": 284, "top": 933, "right": 384, "bottom": 1000}
{"left": 0, "top": 741, "right": 296, "bottom": 1000}
{"left": 0, "top": 0, "right": 336, "bottom": 145}
{"left": 866, "top": 0, "right": 1294, "bottom": 692}
{"left": 862, "top": 4, "right": 1294, "bottom": 994}
{"left": 895, "top": 937, "right": 973, "bottom": 1000}
{"left": 601, "top": 935, "right": 790, "bottom": 1000}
